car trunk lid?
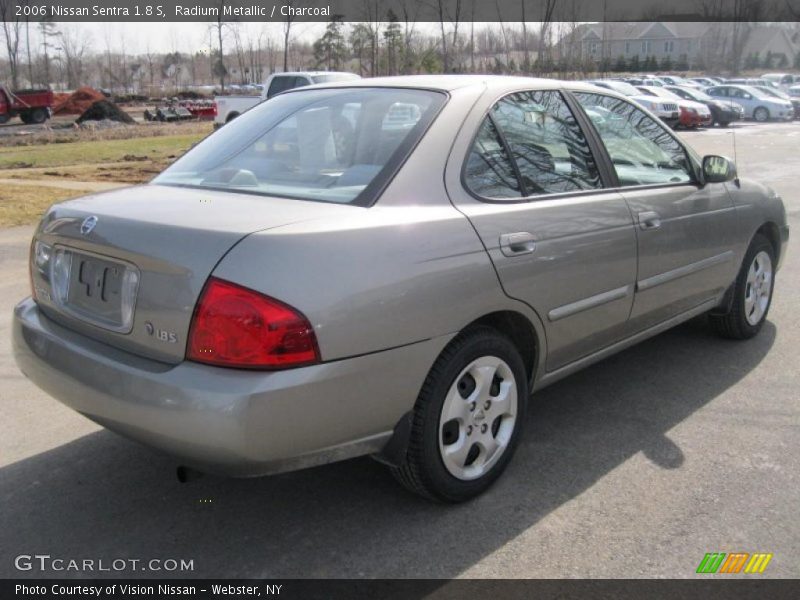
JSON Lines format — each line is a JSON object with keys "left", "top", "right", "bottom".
{"left": 31, "top": 184, "right": 355, "bottom": 364}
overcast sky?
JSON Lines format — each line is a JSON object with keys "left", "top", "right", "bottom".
{"left": 55, "top": 21, "right": 451, "bottom": 55}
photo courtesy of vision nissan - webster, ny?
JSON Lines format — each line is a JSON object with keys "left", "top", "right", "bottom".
{"left": 12, "top": 74, "right": 788, "bottom": 502}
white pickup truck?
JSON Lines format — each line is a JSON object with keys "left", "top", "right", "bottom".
{"left": 214, "top": 71, "right": 360, "bottom": 127}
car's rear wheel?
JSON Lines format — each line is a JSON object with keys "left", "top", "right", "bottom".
{"left": 718, "top": 121, "right": 731, "bottom": 127}
{"left": 710, "top": 233, "right": 775, "bottom": 339}
{"left": 29, "top": 108, "right": 48, "bottom": 124}
{"left": 753, "top": 107, "right": 770, "bottom": 122}
{"left": 391, "top": 326, "right": 528, "bottom": 502}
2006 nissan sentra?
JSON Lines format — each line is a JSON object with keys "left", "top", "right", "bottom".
{"left": 12, "top": 76, "right": 789, "bottom": 502}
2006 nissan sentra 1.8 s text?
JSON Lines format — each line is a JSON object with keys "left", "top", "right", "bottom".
{"left": 12, "top": 76, "right": 789, "bottom": 502}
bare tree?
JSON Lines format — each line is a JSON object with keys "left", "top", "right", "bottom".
{"left": 60, "top": 25, "right": 90, "bottom": 90}
{"left": 0, "top": 0, "right": 23, "bottom": 88}
{"left": 434, "top": 0, "right": 463, "bottom": 72}
{"left": 282, "top": 0, "right": 297, "bottom": 71}
{"left": 397, "top": 0, "right": 420, "bottom": 74}
{"left": 537, "top": 0, "right": 558, "bottom": 73}
{"left": 210, "top": 1, "right": 228, "bottom": 90}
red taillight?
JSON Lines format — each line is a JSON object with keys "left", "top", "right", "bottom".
{"left": 211, "top": 102, "right": 218, "bottom": 117}
{"left": 187, "top": 277, "right": 320, "bottom": 369}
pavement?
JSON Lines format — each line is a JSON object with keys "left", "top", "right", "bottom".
{"left": 0, "top": 121, "right": 798, "bottom": 579}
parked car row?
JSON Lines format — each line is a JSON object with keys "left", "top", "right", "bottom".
{"left": 590, "top": 72, "right": 800, "bottom": 125}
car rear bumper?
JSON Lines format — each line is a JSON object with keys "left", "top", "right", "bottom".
{"left": 13, "top": 297, "right": 452, "bottom": 477}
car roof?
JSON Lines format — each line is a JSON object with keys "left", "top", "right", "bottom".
{"left": 291, "top": 74, "right": 610, "bottom": 94}
{"left": 273, "top": 71, "right": 359, "bottom": 77}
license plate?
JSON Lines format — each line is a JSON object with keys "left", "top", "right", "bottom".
{"left": 59, "top": 250, "right": 139, "bottom": 332}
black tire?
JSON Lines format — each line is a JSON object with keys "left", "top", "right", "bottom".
{"left": 709, "top": 233, "right": 775, "bottom": 340}
{"left": 19, "top": 112, "right": 32, "bottom": 125}
{"left": 0, "top": 113, "right": 9, "bottom": 124}
{"left": 391, "top": 326, "right": 529, "bottom": 502}
{"left": 718, "top": 121, "right": 731, "bottom": 127}
{"left": 29, "top": 108, "right": 48, "bottom": 124}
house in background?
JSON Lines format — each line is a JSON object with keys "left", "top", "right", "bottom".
{"left": 561, "top": 22, "right": 800, "bottom": 71}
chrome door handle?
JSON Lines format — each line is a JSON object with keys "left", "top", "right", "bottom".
{"left": 499, "top": 232, "right": 536, "bottom": 256}
{"left": 638, "top": 211, "right": 661, "bottom": 230}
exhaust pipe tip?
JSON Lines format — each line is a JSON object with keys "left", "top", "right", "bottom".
{"left": 176, "top": 465, "right": 203, "bottom": 483}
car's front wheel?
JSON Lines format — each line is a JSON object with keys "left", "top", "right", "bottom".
{"left": 392, "top": 326, "right": 528, "bottom": 502}
{"left": 710, "top": 233, "right": 775, "bottom": 339}
{"left": 753, "top": 107, "right": 770, "bottom": 122}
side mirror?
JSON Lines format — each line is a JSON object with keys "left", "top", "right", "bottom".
{"left": 702, "top": 155, "right": 737, "bottom": 184}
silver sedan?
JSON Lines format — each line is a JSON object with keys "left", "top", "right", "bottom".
{"left": 13, "top": 76, "right": 789, "bottom": 502}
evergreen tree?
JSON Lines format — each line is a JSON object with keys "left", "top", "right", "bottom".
{"left": 614, "top": 55, "right": 627, "bottom": 73}
{"left": 675, "top": 54, "right": 689, "bottom": 71}
{"left": 660, "top": 55, "right": 673, "bottom": 71}
{"left": 382, "top": 11, "right": 402, "bottom": 75}
{"left": 628, "top": 55, "right": 640, "bottom": 72}
{"left": 313, "top": 15, "right": 347, "bottom": 71}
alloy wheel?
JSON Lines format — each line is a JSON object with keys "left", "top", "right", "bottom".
{"left": 438, "top": 356, "right": 517, "bottom": 481}
{"left": 744, "top": 250, "right": 773, "bottom": 326}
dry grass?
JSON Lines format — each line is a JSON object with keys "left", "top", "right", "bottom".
{"left": 0, "top": 184, "right": 95, "bottom": 227}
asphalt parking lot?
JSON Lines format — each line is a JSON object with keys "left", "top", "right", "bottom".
{"left": 1, "top": 120, "right": 798, "bottom": 579}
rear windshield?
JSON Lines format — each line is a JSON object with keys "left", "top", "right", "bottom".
{"left": 154, "top": 87, "right": 445, "bottom": 205}
{"left": 311, "top": 74, "right": 360, "bottom": 84}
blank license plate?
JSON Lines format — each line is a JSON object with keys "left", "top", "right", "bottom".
{"left": 66, "top": 253, "right": 127, "bottom": 327}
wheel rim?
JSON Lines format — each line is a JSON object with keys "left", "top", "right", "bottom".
{"left": 438, "top": 356, "right": 518, "bottom": 481}
{"left": 755, "top": 108, "right": 768, "bottom": 122}
{"left": 744, "top": 250, "right": 773, "bottom": 326}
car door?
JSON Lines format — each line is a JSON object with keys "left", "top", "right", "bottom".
{"left": 572, "top": 91, "right": 739, "bottom": 333}
{"left": 728, "top": 87, "right": 756, "bottom": 117}
{"left": 446, "top": 88, "right": 637, "bottom": 371}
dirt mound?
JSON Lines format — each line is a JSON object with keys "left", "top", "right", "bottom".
{"left": 52, "top": 86, "right": 106, "bottom": 115}
{"left": 75, "top": 100, "right": 136, "bottom": 124}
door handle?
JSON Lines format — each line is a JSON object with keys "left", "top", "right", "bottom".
{"left": 499, "top": 232, "right": 537, "bottom": 256}
{"left": 638, "top": 211, "right": 661, "bottom": 230}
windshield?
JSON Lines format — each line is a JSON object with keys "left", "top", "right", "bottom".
{"left": 154, "top": 87, "right": 445, "bottom": 206}
{"left": 646, "top": 88, "right": 682, "bottom": 101}
{"left": 740, "top": 86, "right": 772, "bottom": 100}
{"left": 603, "top": 81, "right": 641, "bottom": 96}
{"left": 674, "top": 87, "right": 712, "bottom": 102}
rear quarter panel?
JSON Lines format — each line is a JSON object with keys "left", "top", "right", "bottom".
{"left": 212, "top": 85, "right": 544, "bottom": 362}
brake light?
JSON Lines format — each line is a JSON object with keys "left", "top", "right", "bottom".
{"left": 187, "top": 277, "right": 319, "bottom": 369}
{"left": 211, "top": 102, "right": 218, "bottom": 117}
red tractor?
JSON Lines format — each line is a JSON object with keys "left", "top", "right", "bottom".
{"left": 0, "top": 85, "right": 53, "bottom": 124}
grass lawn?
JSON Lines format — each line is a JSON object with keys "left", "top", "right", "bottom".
{"left": 0, "top": 184, "right": 96, "bottom": 227}
{"left": 0, "top": 125, "right": 212, "bottom": 225}
{"left": 0, "top": 132, "right": 205, "bottom": 170}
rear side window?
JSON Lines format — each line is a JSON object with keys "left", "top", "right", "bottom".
{"left": 267, "top": 76, "right": 306, "bottom": 98}
{"left": 464, "top": 119, "right": 522, "bottom": 199}
{"left": 464, "top": 90, "right": 602, "bottom": 200}
{"left": 574, "top": 92, "right": 694, "bottom": 187}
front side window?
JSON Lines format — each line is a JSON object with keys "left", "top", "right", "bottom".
{"left": 155, "top": 88, "right": 445, "bottom": 205}
{"left": 574, "top": 92, "right": 694, "bottom": 187}
{"left": 465, "top": 90, "right": 601, "bottom": 200}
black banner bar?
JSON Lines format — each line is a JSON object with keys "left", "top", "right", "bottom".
{"left": 3, "top": 0, "right": 800, "bottom": 23}
{"left": 3, "top": 579, "right": 800, "bottom": 600}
